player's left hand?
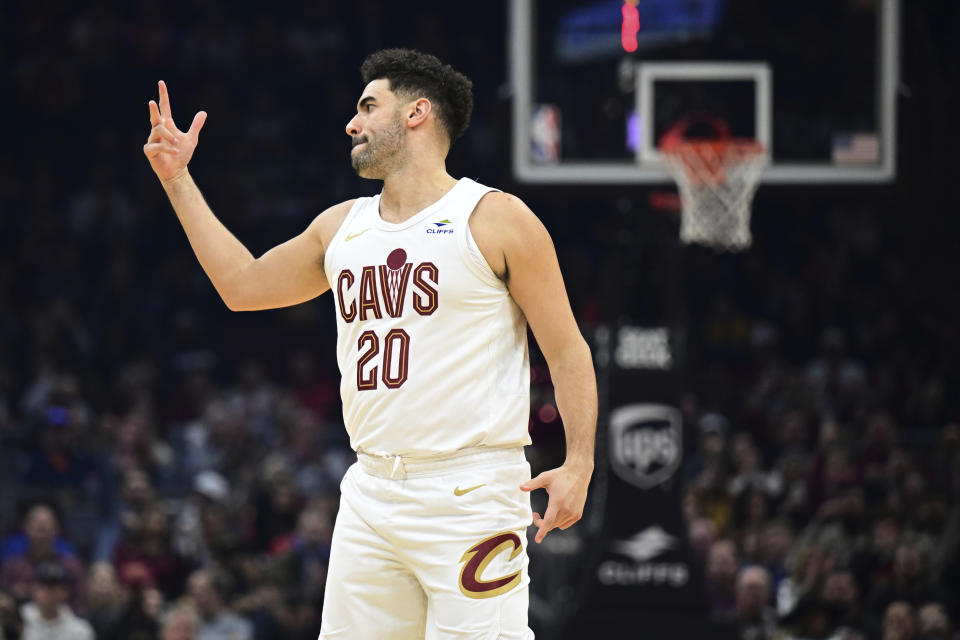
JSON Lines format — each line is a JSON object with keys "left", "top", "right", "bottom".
{"left": 520, "top": 463, "right": 592, "bottom": 543}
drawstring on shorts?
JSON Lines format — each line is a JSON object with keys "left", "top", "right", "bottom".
{"left": 356, "top": 446, "right": 525, "bottom": 480}
{"left": 390, "top": 455, "right": 404, "bottom": 480}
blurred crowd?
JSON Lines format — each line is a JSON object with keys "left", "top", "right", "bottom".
{"left": 681, "top": 221, "right": 960, "bottom": 640}
{"left": 2, "top": 2, "right": 958, "bottom": 640}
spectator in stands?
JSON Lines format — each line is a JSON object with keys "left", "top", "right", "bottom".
{"left": 692, "top": 458, "right": 735, "bottom": 536}
{"left": 284, "top": 406, "right": 347, "bottom": 497}
{"left": 735, "top": 565, "right": 776, "bottom": 640}
{"left": 161, "top": 604, "right": 199, "bottom": 640}
{"left": 274, "top": 503, "right": 333, "bottom": 606}
{"left": 102, "top": 562, "right": 162, "bottom": 640}
{"left": 22, "top": 393, "right": 100, "bottom": 502}
{"left": 186, "top": 567, "right": 252, "bottom": 640}
{"left": 177, "top": 396, "right": 254, "bottom": 486}
{"left": 706, "top": 538, "right": 741, "bottom": 618}
{"left": 804, "top": 328, "right": 866, "bottom": 418}
{"left": 690, "top": 413, "right": 729, "bottom": 475}
{"left": 0, "top": 504, "right": 76, "bottom": 562}
{"left": 0, "top": 504, "right": 85, "bottom": 609}
{"left": 867, "top": 537, "right": 952, "bottom": 624}
{"left": 883, "top": 601, "right": 916, "bottom": 640}
{"left": 821, "top": 568, "right": 866, "bottom": 637}
{"left": 778, "top": 533, "right": 845, "bottom": 621}
{"left": 733, "top": 488, "right": 774, "bottom": 560}
{"left": 113, "top": 501, "right": 190, "bottom": 600}
{"left": 19, "top": 561, "right": 93, "bottom": 640}
{"left": 227, "top": 359, "right": 279, "bottom": 447}
{"left": 106, "top": 405, "right": 172, "bottom": 484}
{"left": 728, "top": 433, "right": 781, "bottom": 500}
{"left": 807, "top": 444, "right": 859, "bottom": 522}
{"left": 788, "top": 596, "right": 862, "bottom": 640}
{"left": 689, "top": 516, "right": 717, "bottom": 560}
{"left": 196, "top": 502, "right": 249, "bottom": 590}
{"left": 773, "top": 449, "right": 812, "bottom": 525}
{"left": 287, "top": 350, "right": 339, "bottom": 420}
{"left": 173, "top": 470, "right": 238, "bottom": 566}
{"left": 251, "top": 469, "right": 303, "bottom": 553}
{"left": 857, "top": 412, "right": 899, "bottom": 484}
{"left": 94, "top": 466, "right": 156, "bottom": 562}
{"left": 83, "top": 562, "right": 127, "bottom": 640}
{"left": 758, "top": 520, "right": 793, "bottom": 594}
{"left": 0, "top": 589, "right": 22, "bottom": 640}
{"left": 916, "top": 602, "right": 951, "bottom": 640}
{"left": 853, "top": 514, "right": 901, "bottom": 589}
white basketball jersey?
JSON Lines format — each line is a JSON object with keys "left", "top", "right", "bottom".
{"left": 323, "top": 178, "right": 531, "bottom": 457}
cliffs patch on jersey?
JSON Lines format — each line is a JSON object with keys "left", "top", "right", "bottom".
{"left": 336, "top": 248, "right": 439, "bottom": 322}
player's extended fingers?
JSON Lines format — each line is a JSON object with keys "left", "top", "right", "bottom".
{"left": 535, "top": 504, "right": 561, "bottom": 543}
{"left": 158, "top": 80, "right": 173, "bottom": 121}
{"left": 520, "top": 470, "right": 553, "bottom": 492}
{"left": 143, "top": 141, "right": 179, "bottom": 158}
{"left": 545, "top": 500, "right": 583, "bottom": 533}
{"left": 149, "top": 123, "right": 178, "bottom": 145}
{"left": 535, "top": 520, "right": 553, "bottom": 543}
{"left": 186, "top": 111, "right": 207, "bottom": 140}
{"left": 148, "top": 100, "right": 161, "bottom": 127}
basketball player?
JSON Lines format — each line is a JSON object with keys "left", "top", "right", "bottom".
{"left": 143, "top": 49, "right": 597, "bottom": 639}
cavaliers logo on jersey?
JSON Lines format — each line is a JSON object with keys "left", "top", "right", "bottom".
{"left": 458, "top": 532, "right": 523, "bottom": 599}
{"left": 336, "top": 248, "right": 439, "bottom": 323}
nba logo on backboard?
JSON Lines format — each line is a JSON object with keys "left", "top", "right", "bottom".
{"left": 530, "top": 104, "right": 561, "bottom": 164}
{"left": 609, "top": 404, "right": 681, "bottom": 489}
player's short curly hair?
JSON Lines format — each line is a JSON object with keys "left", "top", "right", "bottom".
{"left": 360, "top": 48, "right": 474, "bottom": 144}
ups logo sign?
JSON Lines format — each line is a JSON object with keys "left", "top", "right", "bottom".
{"left": 609, "top": 404, "right": 682, "bottom": 490}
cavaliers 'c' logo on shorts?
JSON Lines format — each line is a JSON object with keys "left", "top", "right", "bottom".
{"left": 458, "top": 532, "right": 523, "bottom": 599}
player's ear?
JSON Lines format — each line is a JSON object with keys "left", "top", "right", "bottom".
{"left": 405, "top": 98, "right": 432, "bottom": 129}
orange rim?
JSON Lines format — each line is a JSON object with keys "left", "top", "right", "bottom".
{"left": 662, "top": 139, "right": 765, "bottom": 185}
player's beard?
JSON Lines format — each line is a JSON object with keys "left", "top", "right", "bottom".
{"left": 351, "top": 114, "right": 405, "bottom": 177}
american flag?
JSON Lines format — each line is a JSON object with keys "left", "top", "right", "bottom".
{"left": 832, "top": 133, "right": 880, "bottom": 164}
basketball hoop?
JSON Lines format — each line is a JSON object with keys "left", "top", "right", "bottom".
{"left": 659, "top": 115, "right": 768, "bottom": 251}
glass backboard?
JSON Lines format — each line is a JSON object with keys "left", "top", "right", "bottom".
{"left": 510, "top": 0, "right": 899, "bottom": 184}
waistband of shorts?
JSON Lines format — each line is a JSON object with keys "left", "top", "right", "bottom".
{"left": 356, "top": 446, "right": 526, "bottom": 479}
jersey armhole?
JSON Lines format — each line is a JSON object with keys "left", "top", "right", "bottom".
{"left": 459, "top": 193, "right": 508, "bottom": 290}
{"left": 322, "top": 198, "right": 368, "bottom": 282}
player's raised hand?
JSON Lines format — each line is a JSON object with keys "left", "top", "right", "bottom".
{"left": 142, "top": 80, "right": 207, "bottom": 182}
{"left": 520, "top": 464, "right": 591, "bottom": 543}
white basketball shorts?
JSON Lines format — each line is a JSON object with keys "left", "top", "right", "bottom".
{"left": 318, "top": 446, "right": 536, "bottom": 639}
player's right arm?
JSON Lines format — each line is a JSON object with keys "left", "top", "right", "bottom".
{"left": 143, "top": 80, "right": 351, "bottom": 311}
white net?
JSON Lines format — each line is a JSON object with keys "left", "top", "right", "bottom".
{"left": 661, "top": 140, "right": 768, "bottom": 251}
